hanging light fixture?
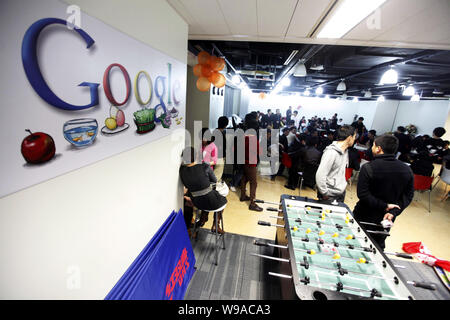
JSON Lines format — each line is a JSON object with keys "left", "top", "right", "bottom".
{"left": 379, "top": 67, "right": 398, "bottom": 85}
{"left": 353, "top": 97, "right": 359, "bottom": 102}
{"left": 315, "top": 87, "right": 324, "bottom": 95}
{"left": 377, "top": 95, "right": 385, "bottom": 102}
{"left": 337, "top": 80, "right": 346, "bottom": 91}
{"left": 402, "top": 85, "right": 415, "bottom": 96}
{"left": 341, "top": 93, "right": 347, "bottom": 100}
{"left": 324, "top": 95, "right": 330, "bottom": 100}
{"left": 304, "top": 88, "right": 311, "bottom": 96}
{"left": 410, "top": 94, "right": 420, "bottom": 102}
{"left": 293, "top": 63, "right": 307, "bottom": 77}
{"left": 364, "top": 90, "right": 372, "bottom": 98}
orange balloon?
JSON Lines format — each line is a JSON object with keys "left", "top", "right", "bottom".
{"left": 201, "top": 64, "right": 213, "bottom": 78}
{"left": 197, "top": 51, "right": 210, "bottom": 65}
{"left": 208, "top": 71, "right": 221, "bottom": 86}
{"left": 208, "top": 56, "right": 221, "bottom": 71}
{"left": 215, "top": 58, "right": 225, "bottom": 71}
{"left": 214, "top": 73, "right": 226, "bottom": 88}
{"left": 196, "top": 77, "right": 211, "bottom": 92}
{"left": 193, "top": 64, "right": 202, "bottom": 77}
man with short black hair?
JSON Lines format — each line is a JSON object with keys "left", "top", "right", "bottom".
{"left": 353, "top": 134, "right": 414, "bottom": 250}
{"left": 394, "top": 126, "right": 411, "bottom": 161}
{"left": 315, "top": 125, "right": 356, "bottom": 202}
{"left": 351, "top": 117, "right": 365, "bottom": 137}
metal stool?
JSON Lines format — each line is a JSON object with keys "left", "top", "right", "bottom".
{"left": 191, "top": 204, "right": 226, "bottom": 265}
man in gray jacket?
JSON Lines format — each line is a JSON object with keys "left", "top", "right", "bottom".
{"left": 315, "top": 125, "right": 356, "bottom": 202}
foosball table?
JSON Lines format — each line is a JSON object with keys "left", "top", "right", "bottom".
{"left": 252, "top": 195, "right": 436, "bottom": 300}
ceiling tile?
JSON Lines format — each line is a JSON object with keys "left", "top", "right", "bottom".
{"left": 343, "top": 0, "right": 438, "bottom": 41}
{"left": 286, "top": 0, "right": 334, "bottom": 37}
{"left": 217, "top": 0, "right": 258, "bottom": 36}
{"left": 257, "top": 0, "right": 298, "bottom": 37}
{"left": 179, "top": 0, "right": 230, "bottom": 35}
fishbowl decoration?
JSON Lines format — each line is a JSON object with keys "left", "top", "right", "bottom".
{"left": 63, "top": 118, "right": 98, "bottom": 147}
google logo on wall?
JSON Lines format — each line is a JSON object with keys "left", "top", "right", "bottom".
{"left": 21, "top": 17, "right": 182, "bottom": 136}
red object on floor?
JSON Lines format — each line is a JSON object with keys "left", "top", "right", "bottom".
{"left": 402, "top": 242, "right": 450, "bottom": 272}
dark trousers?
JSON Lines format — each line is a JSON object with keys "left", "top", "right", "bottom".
{"left": 317, "top": 191, "right": 346, "bottom": 203}
{"left": 241, "top": 165, "right": 257, "bottom": 200}
{"left": 287, "top": 156, "right": 300, "bottom": 187}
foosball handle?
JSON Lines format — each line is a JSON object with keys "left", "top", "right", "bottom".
{"left": 253, "top": 240, "right": 268, "bottom": 247}
{"left": 267, "top": 207, "right": 279, "bottom": 212}
{"left": 258, "top": 220, "right": 271, "bottom": 226}
{"left": 254, "top": 199, "right": 265, "bottom": 203}
{"left": 411, "top": 281, "right": 437, "bottom": 291}
{"left": 395, "top": 253, "right": 413, "bottom": 259}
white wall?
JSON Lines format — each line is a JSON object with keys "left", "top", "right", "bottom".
{"left": 393, "top": 100, "right": 450, "bottom": 136}
{"left": 248, "top": 94, "right": 377, "bottom": 127}
{"left": 370, "top": 100, "right": 400, "bottom": 134}
{"left": 0, "top": 0, "right": 187, "bottom": 299}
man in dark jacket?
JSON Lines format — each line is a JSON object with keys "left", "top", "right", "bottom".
{"left": 394, "top": 126, "right": 411, "bottom": 161}
{"left": 353, "top": 134, "right": 414, "bottom": 250}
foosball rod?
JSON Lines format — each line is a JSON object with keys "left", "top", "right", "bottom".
{"left": 255, "top": 238, "right": 372, "bottom": 264}
{"left": 276, "top": 215, "right": 354, "bottom": 232}
{"left": 254, "top": 199, "right": 280, "bottom": 206}
{"left": 287, "top": 204, "right": 348, "bottom": 216}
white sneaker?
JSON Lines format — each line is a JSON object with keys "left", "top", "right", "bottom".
{"left": 230, "top": 186, "right": 236, "bottom": 192}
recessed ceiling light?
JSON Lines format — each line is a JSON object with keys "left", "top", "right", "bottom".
{"left": 402, "top": 85, "right": 415, "bottom": 96}
{"left": 317, "top": 0, "right": 387, "bottom": 39}
{"left": 282, "top": 77, "right": 291, "bottom": 87}
{"left": 232, "top": 75, "right": 241, "bottom": 85}
{"left": 315, "top": 87, "right": 324, "bottom": 95}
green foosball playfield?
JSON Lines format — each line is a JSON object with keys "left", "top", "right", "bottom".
{"left": 253, "top": 195, "right": 431, "bottom": 300}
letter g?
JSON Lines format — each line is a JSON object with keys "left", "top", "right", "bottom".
{"left": 21, "top": 18, "right": 99, "bottom": 111}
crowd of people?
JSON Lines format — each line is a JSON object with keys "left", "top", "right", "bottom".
{"left": 179, "top": 107, "right": 449, "bottom": 249}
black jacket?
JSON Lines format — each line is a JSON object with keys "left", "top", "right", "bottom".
{"left": 353, "top": 154, "right": 414, "bottom": 224}
{"left": 394, "top": 132, "right": 412, "bottom": 155}
{"left": 410, "top": 159, "right": 434, "bottom": 177}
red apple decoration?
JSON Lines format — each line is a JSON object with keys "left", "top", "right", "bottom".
{"left": 21, "top": 129, "right": 56, "bottom": 164}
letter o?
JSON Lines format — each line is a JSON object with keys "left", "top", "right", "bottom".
{"left": 134, "top": 70, "right": 152, "bottom": 106}
{"left": 103, "top": 63, "right": 131, "bottom": 106}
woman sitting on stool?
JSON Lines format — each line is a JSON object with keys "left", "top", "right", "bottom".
{"left": 179, "top": 146, "right": 227, "bottom": 234}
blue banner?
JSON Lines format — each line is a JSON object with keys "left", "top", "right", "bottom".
{"left": 105, "top": 209, "right": 196, "bottom": 300}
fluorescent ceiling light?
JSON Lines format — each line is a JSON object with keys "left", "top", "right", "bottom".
{"left": 293, "top": 63, "right": 307, "bottom": 77}
{"left": 315, "top": 87, "right": 324, "bottom": 95}
{"left": 411, "top": 94, "right": 420, "bottom": 102}
{"left": 379, "top": 67, "right": 398, "bottom": 85}
{"left": 337, "top": 80, "right": 346, "bottom": 91}
{"left": 231, "top": 75, "right": 241, "bottom": 85}
{"left": 377, "top": 95, "right": 385, "bottom": 102}
{"left": 284, "top": 50, "right": 299, "bottom": 66}
{"left": 282, "top": 77, "right": 291, "bottom": 87}
{"left": 317, "top": 0, "right": 387, "bottom": 39}
{"left": 402, "top": 85, "right": 415, "bottom": 96}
